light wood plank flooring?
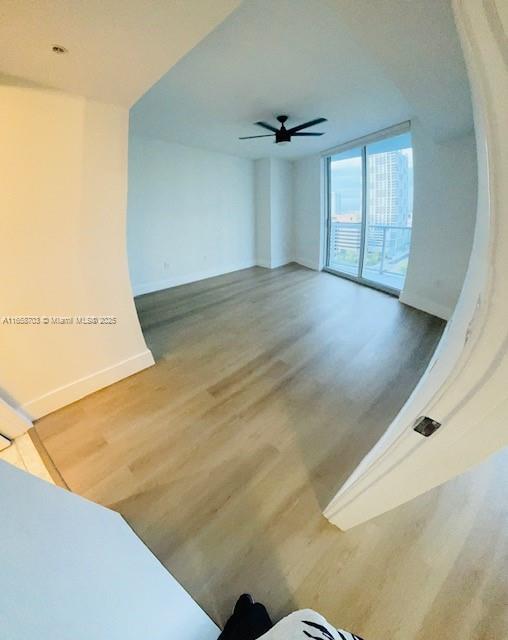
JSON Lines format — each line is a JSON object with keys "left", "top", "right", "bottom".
{"left": 0, "top": 433, "right": 55, "bottom": 485}
{"left": 36, "top": 266, "right": 507, "bottom": 638}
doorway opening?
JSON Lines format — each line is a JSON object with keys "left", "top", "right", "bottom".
{"left": 325, "top": 125, "right": 413, "bottom": 294}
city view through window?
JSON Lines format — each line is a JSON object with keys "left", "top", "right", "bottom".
{"left": 326, "top": 131, "right": 413, "bottom": 292}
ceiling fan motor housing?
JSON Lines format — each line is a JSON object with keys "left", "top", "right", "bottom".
{"left": 275, "top": 130, "right": 291, "bottom": 143}
{"left": 275, "top": 115, "right": 290, "bottom": 143}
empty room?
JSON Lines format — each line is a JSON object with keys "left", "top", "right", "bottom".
{"left": 1, "top": 2, "right": 507, "bottom": 639}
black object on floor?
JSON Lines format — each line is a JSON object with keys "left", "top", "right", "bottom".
{"left": 218, "top": 594, "right": 273, "bottom": 640}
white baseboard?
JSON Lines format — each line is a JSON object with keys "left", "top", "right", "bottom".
{"left": 132, "top": 261, "right": 256, "bottom": 296}
{"left": 0, "top": 398, "right": 32, "bottom": 440}
{"left": 270, "top": 257, "right": 292, "bottom": 269}
{"left": 256, "top": 258, "right": 296, "bottom": 269}
{"left": 293, "top": 256, "right": 319, "bottom": 271}
{"left": 23, "top": 349, "right": 155, "bottom": 420}
{"left": 399, "top": 290, "right": 453, "bottom": 320}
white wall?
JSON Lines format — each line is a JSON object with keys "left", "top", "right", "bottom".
{"left": 400, "top": 123, "right": 477, "bottom": 319}
{"left": 292, "top": 155, "right": 323, "bottom": 270}
{"left": 127, "top": 135, "right": 256, "bottom": 295}
{"left": 292, "top": 127, "right": 477, "bottom": 319}
{"left": 255, "top": 158, "right": 293, "bottom": 268}
{"left": 0, "top": 461, "right": 219, "bottom": 640}
{"left": 255, "top": 159, "right": 272, "bottom": 267}
{"left": 270, "top": 159, "right": 293, "bottom": 268}
{"left": 0, "top": 84, "right": 153, "bottom": 424}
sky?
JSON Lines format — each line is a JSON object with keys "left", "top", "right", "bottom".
{"left": 331, "top": 155, "right": 362, "bottom": 213}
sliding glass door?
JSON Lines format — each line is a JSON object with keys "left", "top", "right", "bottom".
{"left": 325, "top": 129, "right": 413, "bottom": 294}
{"left": 327, "top": 146, "right": 364, "bottom": 277}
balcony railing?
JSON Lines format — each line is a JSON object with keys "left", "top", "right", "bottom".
{"left": 329, "top": 221, "right": 412, "bottom": 289}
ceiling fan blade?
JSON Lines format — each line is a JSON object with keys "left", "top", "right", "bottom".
{"left": 239, "top": 134, "right": 274, "bottom": 139}
{"left": 255, "top": 121, "right": 279, "bottom": 133}
{"left": 287, "top": 117, "right": 327, "bottom": 133}
{"left": 291, "top": 132, "right": 324, "bottom": 136}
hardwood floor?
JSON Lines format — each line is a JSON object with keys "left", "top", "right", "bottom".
{"left": 36, "top": 265, "right": 507, "bottom": 638}
{"left": 0, "top": 432, "right": 56, "bottom": 485}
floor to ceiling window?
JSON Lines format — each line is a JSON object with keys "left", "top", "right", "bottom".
{"left": 325, "top": 125, "right": 413, "bottom": 294}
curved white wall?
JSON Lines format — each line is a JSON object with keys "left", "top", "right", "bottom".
{"left": 400, "top": 122, "right": 477, "bottom": 319}
{"left": 0, "top": 84, "right": 153, "bottom": 427}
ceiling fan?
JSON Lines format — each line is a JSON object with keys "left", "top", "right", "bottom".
{"left": 239, "top": 115, "right": 327, "bottom": 144}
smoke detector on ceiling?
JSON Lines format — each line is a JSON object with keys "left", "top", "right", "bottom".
{"left": 51, "top": 45, "right": 68, "bottom": 54}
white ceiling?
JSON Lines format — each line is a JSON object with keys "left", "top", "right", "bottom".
{"left": 0, "top": 0, "right": 240, "bottom": 106}
{"left": 131, "top": 0, "right": 474, "bottom": 160}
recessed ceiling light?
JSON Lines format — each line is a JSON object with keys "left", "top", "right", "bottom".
{"left": 51, "top": 45, "right": 67, "bottom": 54}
